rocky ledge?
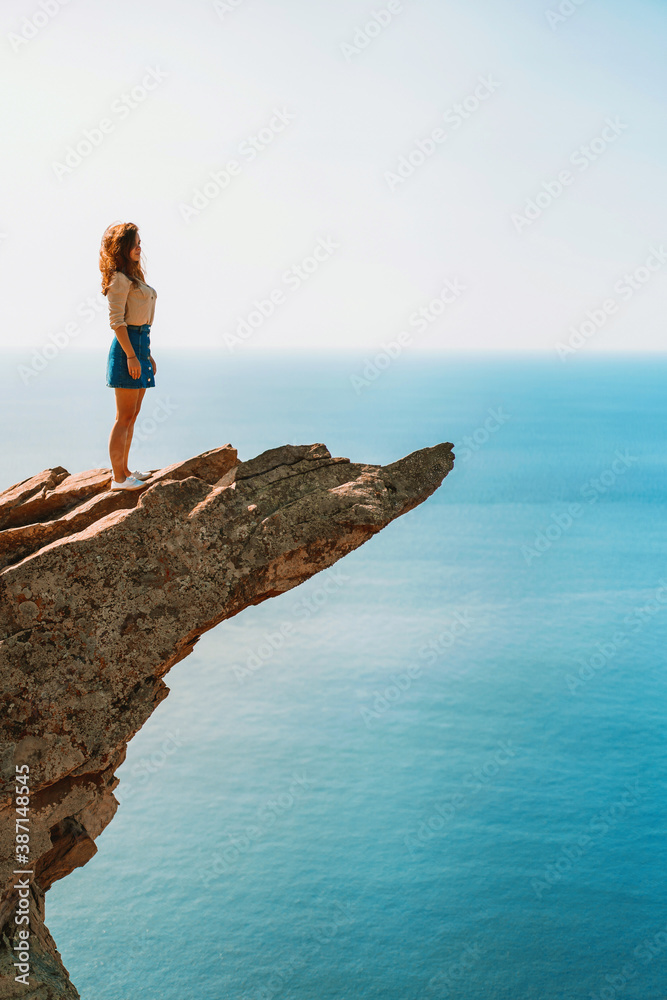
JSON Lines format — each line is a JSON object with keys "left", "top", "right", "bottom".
{"left": 0, "top": 440, "right": 454, "bottom": 999}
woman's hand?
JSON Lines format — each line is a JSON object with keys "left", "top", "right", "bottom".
{"left": 150, "top": 355, "right": 157, "bottom": 375}
{"left": 126, "top": 354, "right": 141, "bottom": 380}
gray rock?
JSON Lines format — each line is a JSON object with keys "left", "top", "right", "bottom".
{"left": 0, "top": 440, "right": 454, "bottom": 998}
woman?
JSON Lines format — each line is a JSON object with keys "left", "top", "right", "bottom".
{"left": 100, "top": 222, "right": 158, "bottom": 490}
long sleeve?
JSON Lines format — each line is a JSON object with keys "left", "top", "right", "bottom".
{"left": 107, "top": 271, "right": 131, "bottom": 330}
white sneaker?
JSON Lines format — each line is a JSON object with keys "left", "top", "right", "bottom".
{"left": 111, "top": 476, "right": 146, "bottom": 491}
{"left": 131, "top": 470, "right": 152, "bottom": 481}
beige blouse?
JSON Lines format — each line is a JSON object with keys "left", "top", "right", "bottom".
{"left": 106, "top": 271, "right": 157, "bottom": 330}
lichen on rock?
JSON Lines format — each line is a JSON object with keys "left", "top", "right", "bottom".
{"left": 0, "top": 439, "right": 454, "bottom": 999}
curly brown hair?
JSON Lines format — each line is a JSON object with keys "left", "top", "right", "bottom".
{"left": 99, "top": 222, "right": 146, "bottom": 295}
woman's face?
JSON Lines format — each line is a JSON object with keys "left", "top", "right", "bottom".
{"left": 129, "top": 231, "right": 141, "bottom": 263}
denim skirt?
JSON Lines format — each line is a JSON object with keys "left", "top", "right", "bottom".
{"left": 106, "top": 324, "right": 155, "bottom": 388}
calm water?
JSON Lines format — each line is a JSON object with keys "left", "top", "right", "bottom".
{"left": 2, "top": 352, "right": 666, "bottom": 1000}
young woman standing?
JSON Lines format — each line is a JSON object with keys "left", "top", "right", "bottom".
{"left": 100, "top": 222, "right": 158, "bottom": 490}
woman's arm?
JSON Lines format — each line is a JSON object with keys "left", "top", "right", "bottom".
{"left": 107, "top": 271, "right": 131, "bottom": 329}
{"left": 107, "top": 272, "right": 140, "bottom": 379}
{"left": 114, "top": 325, "right": 141, "bottom": 379}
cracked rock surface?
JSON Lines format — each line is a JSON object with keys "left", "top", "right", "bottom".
{"left": 0, "top": 440, "right": 454, "bottom": 998}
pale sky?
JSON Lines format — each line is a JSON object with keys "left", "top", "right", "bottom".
{"left": 1, "top": 0, "right": 666, "bottom": 357}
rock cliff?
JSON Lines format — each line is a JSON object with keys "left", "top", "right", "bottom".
{"left": 0, "top": 440, "right": 454, "bottom": 998}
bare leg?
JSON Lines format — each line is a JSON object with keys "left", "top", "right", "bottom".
{"left": 109, "top": 388, "right": 143, "bottom": 482}
{"left": 121, "top": 388, "right": 147, "bottom": 478}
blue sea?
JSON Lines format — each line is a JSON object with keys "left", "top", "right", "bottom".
{"left": 2, "top": 352, "right": 666, "bottom": 1000}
